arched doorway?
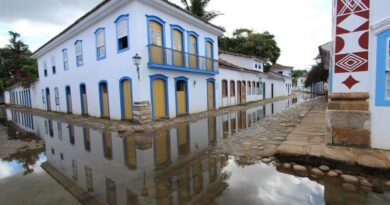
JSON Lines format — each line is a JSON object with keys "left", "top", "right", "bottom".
{"left": 45, "top": 88, "right": 51, "bottom": 111}
{"left": 207, "top": 79, "right": 215, "bottom": 110}
{"left": 99, "top": 81, "right": 110, "bottom": 118}
{"left": 65, "top": 86, "right": 72, "bottom": 113}
{"left": 80, "top": 84, "right": 88, "bottom": 115}
{"left": 151, "top": 75, "right": 168, "bottom": 119}
{"left": 175, "top": 77, "right": 188, "bottom": 116}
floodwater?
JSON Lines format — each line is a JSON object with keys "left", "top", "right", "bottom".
{"left": 0, "top": 94, "right": 389, "bottom": 205}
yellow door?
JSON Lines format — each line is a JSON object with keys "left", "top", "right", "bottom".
{"left": 176, "top": 80, "right": 187, "bottom": 115}
{"left": 206, "top": 42, "right": 213, "bottom": 70}
{"left": 149, "top": 21, "right": 163, "bottom": 64}
{"left": 152, "top": 79, "right": 167, "bottom": 119}
{"left": 173, "top": 29, "right": 183, "bottom": 67}
{"left": 67, "top": 89, "right": 73, "bottom": 113}
{"left": 155, "top": 131, "right": 169, "bottom": 167}
{"left": 81, "top": 86, "right": 87, "bottom": 114}
{"left": 122, "top": 80, "right": 132, "bottom": 120}
{"left": 177, "top": 124, "right": 188, "bottom": 155}
{"left": 101, "top": 83, "right": 109, "bottom": 118}
{"left": 189, "top": 35, "right": 198, "bottom": 68}
{"left": 207, "top": 81, "right": 215, "bottom": 110}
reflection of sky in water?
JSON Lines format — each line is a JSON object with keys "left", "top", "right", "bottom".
{"left": 0, "top": 154, "right": 46, "bottom": 179}
{"left": 217, "top": 159, "right": 325, "bottom": 205}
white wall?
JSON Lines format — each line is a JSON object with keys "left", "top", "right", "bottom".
{"left": 219, "top": 53, "right": 264, "bottom": 72}
{"left": 33, "top": 0, "right": 221, "bottom": 119}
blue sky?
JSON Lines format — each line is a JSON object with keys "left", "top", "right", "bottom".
{"left": 0, "top": 0, "right": 331, "bottom": 69}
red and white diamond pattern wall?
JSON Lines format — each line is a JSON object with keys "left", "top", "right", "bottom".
{"left": 333, "top": 0, "right": 370, "bottom": 91}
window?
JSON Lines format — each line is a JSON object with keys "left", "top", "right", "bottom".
{"left": 62, "top": 49, "right": 69, "bottom": 70}
{"left": 205, "top": 38, "right": 214, "bottom": 71}
{"left": 115, "top": 15, "right": 129, "bottom": 52}
{"left": 222, "top": 80, "right": 228, "bottom": 97}
{"left": 230, "top": 81, "right": 235, "bottom": 97}
{"left": 51, "top": 56, "right": 56, "bottom": 74}
{"left": 43, "top": 61, "right": 48, "bottom": 77}
{"left": 95, "top": 28, "right": 106, "bottom": 60}
{"left": 41, "top": 89, "right": 45, "bottom": 104}
{"left": 255, "top": 64, "right": 258, "bottom": 69}
{"left": 54, "top": 87, "right": 59, "bottom": 106}
{"left": 75, "top": 40, "right": 83, "bottom": 66}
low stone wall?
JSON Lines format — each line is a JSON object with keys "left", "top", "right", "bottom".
{"left": 326, "top": 92, "right": 371, "bottom": 148}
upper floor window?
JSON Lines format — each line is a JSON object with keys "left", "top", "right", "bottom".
{"left": 62, "top": 49, "right": 69, "bottom": 71}
{"left": 147, "top": 16, "right": 165, "bottom": 64}
{"left": 171, "top": 25, "right": 185, "bottom": 67}
{"left": 74, "top": 40, "right": 83, "bottom": 66}
{"left": 188, "top": 32, "right": 199, "bottom": 68}
{"left": 95, "top": 28, "right": 106, "bottom": 60}
{"left": 115, "top": 15, "right": 129, "bottom": 52}
{"left": 43, "top": 61, "right": 48, "bottom": 77}
{"left": 51, "top": 56, "right": 56, "bottom": 74}
{"left": 205, "top": 38, "right": 214, "bottom": 71}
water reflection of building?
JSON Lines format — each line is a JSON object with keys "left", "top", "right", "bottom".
{"left": 6, "top": 109, "right": 231, "bottom": 204}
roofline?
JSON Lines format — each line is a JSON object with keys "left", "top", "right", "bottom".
{"left": 219, "top": 50, "right": 267, "bottom": 62}
{"left": 32, "top": 0, "right": 225, "bottom": 58}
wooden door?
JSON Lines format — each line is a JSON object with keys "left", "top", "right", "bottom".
{"left": 100, "top": 83, "right": 109, "bottom": 118}
{"left": 242, "top": 82, "right": 246, "bottom": 103}
{"left": 176, "top": 80, "right": 187, "bottom": 115}
{"left": 173, "top": 29, "right": 183, "bottom": 66}
{"left": 207, "top": 81, "right": 215, "bottom": 110}
{"left": 189, "top": 35, "right": 198, "bottom": 68}
{"left": 237, "top": 81, "right": 242, "bottom": 104}
{"left": 152, "top": 79, "right": 167, "bottom": 119}
{"left": 206, "top": 42, "right": 213, "bottom": 70}
{"left": 149, "top": 21, "right": 163, "bottom": 64}
{"left": 80, "top": 85, "right": 88, "bottom": 114}
{"left": 121, "top": 80, "right": 132, "bottom": 120}
{"left": 66, "top": 87, "right": 72, "bottom": 113}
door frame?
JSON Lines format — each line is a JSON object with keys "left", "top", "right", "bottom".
{"left": 206, "top": 78, "right": 216, "bottom": 110}
{"left": 98, "top": 80, "right": 110, "bottom": 118}
{"left": 119, "top": 77, "right": 134, "bottom": 120}
{"left": 150, "top": 74, "right": 169, "bottom": 119}
{"left": 174, "top": 76, "right": 189, "bottom": 116}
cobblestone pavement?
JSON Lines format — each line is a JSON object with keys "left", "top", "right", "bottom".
{"left": 277, "top": 98, "right": 390, "bottom": 170}
{"left": 210, "top": 97, "right": 325, "bottom": 162}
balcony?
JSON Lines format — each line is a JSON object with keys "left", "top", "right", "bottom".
{"left": 147, "top": 45, "right": 219, "bottom": 75}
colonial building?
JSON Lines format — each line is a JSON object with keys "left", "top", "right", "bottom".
{"left": 4, "top": 0, "right": 293, "bottom": 122}
{"left": 271, "top": 64, "right": 293, "bottom": 97}
{"left": 327, "top": 0, "right": 390, "bottom": 150}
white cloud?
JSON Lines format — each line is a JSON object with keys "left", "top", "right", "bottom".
{"left": 173, "top": 0, "right": 332, "bottom": 69}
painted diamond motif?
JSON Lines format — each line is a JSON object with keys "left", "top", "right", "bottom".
{"left": 338, "top": 13, "right": 367, "bottom": 32}
{"left": 342, "top": 75, "right": 359, "bottom": 89}
{"left": 338, "top": 0, "right": 369, "bottom": 16}
{"left": 336, "top": 53, "right": 367, "bottom": 72}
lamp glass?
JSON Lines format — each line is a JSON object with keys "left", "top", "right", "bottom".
{"left": 133, "top": 54, "right": 141, "bottom": 66}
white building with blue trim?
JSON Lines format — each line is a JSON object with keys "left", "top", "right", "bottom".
{"left": 4, "top": 0, "right": 293, "bottom": 123}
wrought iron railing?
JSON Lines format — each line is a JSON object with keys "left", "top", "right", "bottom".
{"left": 147, "top": 44, "right": 219, "bottom": 72}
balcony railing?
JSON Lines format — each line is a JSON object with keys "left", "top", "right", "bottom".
{"left": 147, "top": 44, "right": 219, "bottom": 74}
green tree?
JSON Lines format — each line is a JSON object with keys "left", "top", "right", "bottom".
{"left": 181, "top": 0, "right": 222, "bottom": 21}
{"left": 0, "top": 31, "right": 37, "bottom": 90}
{"left": 219, "top": 29, "right": 281, "bottom": 71}
{"left": 304, "top": 63, "right": 328, "bottom": 87}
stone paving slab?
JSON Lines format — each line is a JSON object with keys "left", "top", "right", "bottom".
{"left": 277, "top": 98, "right": 390, "bottom": 170}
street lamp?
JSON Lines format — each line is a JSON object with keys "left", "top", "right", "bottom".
{"left": 315, "top": 55, "right": 322, "bottom": 64}
{"left": 132, "top": 54, "right": 141, "bottom": 80}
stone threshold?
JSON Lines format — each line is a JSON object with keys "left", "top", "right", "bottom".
{"left": 2, "top": 94, "right": 298, "bottom": 134}
{"left": 276, "top": 99, "right": 390, "bottom": 174}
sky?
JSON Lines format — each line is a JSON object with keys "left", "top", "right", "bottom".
{"left": 0, "top": 0, "right": 332, "bottom": 70}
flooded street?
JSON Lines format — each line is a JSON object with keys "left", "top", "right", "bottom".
{"left": 1, "top": 94, "right": 389, "bottom": 205}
